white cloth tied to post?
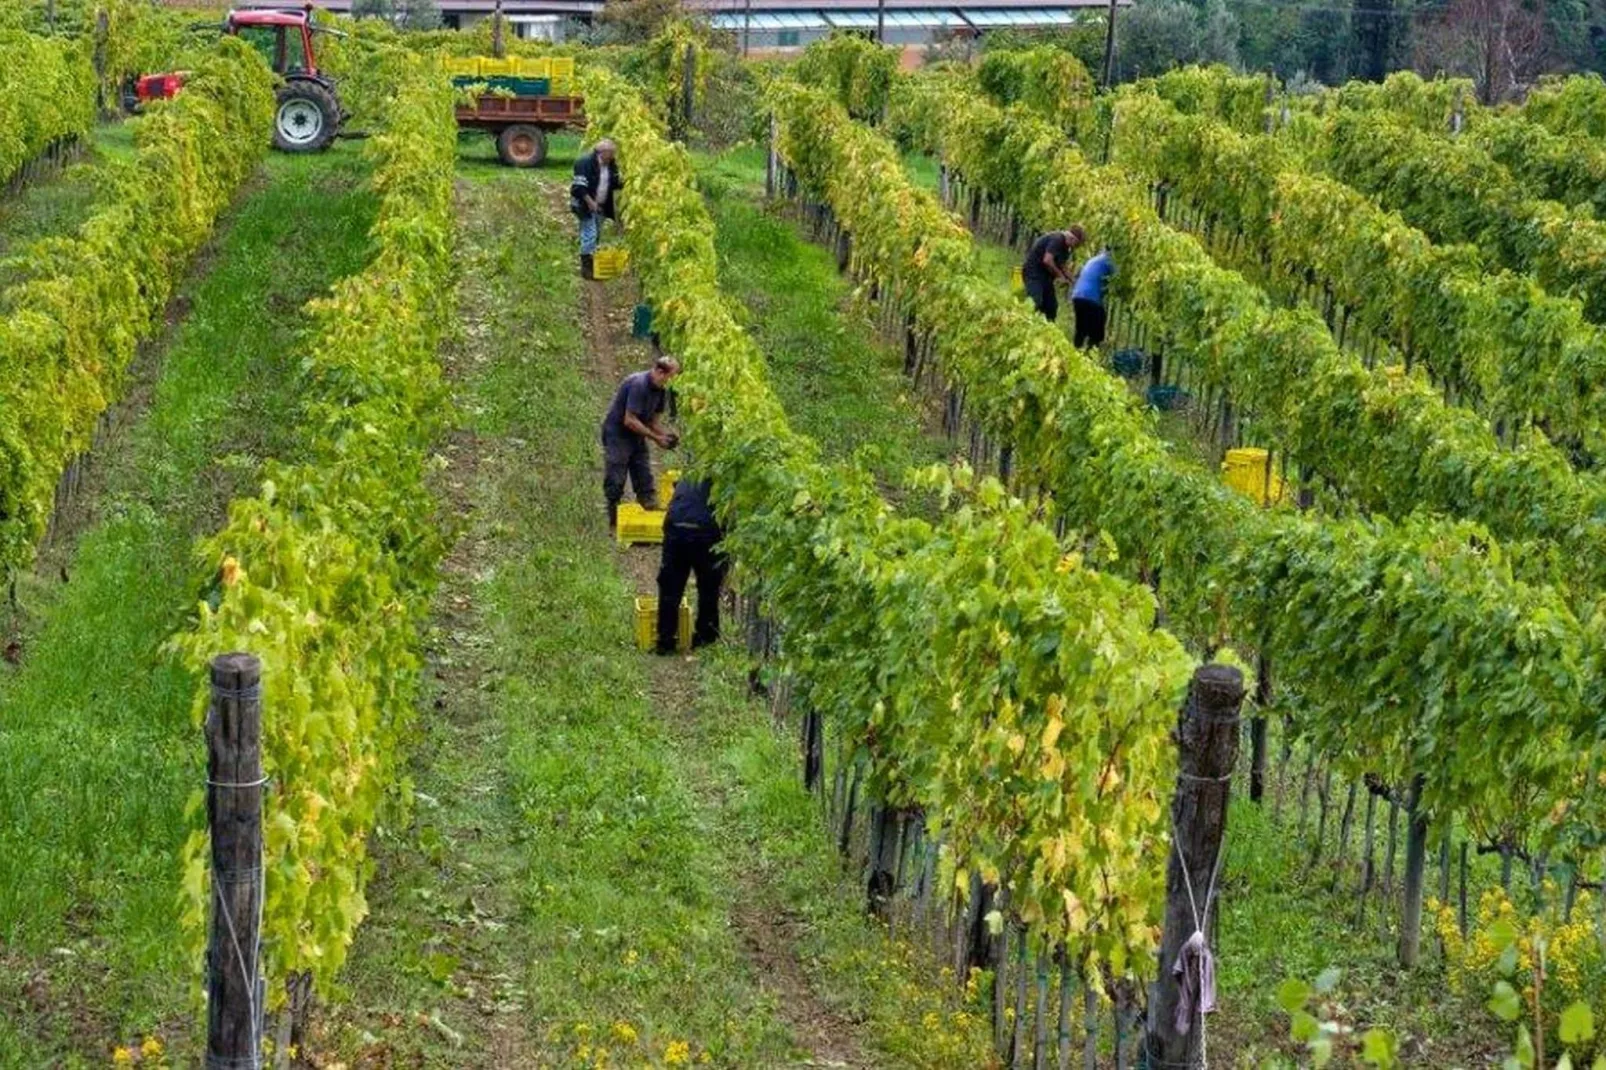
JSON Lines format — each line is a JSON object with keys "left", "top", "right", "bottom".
{"left": 1171, "top": 929, "right": 1216, "bottom": 1035}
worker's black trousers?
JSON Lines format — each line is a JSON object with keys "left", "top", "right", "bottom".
{"left": 657, "top": 527, "right": 726, "bottom": 653}
{"left": 1024, "top": 275, "right": 1058, "bottom": 322}
{"left": 602, "top": 430, "right": 655, "bottom": 527}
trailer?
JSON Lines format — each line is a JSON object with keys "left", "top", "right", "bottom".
{"left": 456, "top": 92, "right": 586, "bottom": 167}
{"left": 449, "top": 55, "right": 585, "bottom": 168}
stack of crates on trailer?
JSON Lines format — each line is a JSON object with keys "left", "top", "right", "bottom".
{"left": 634, "top": 596, "right": 692, "bottom": 652}
{"left": 550, "top": 56, "right": 577, "bottom": 95}
{"left": 449, "top": 55, "right": 563, "bottom": 96}
{"left": 1221, "top": 447, "right": 1289, "bottom": 506}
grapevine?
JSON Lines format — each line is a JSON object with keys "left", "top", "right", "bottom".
{"left": 0, "top": 29, "right": 95, "bottom": 185}
{"left": 584, "top": 65, "right": 1201, "bottom": 978}
{"left": 172, "top": 58, "right": 457, "bottom": 999}
{"left": 893, "top": 77, "right": 1606, "bottom": 604}
{"left": 771, "top": 77, "right": 1598, "bottom": 840}
{"left": 0, "top": 39, "right": 275, "bottom": 573}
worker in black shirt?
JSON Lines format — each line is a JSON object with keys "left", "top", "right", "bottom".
{"left": 601, "top": 355, "right": 681, "bottom": 532}
{"left": 656, "top": 476, "right": 726, "bottom": 655}
{"left": 1021, "top": 225, "right": 1086, "bottom": 322}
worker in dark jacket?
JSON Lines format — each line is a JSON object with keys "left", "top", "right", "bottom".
{"left": 656, "top": 476, "right": 726, "bottom": 655}
{"left": 571, "top": 138, "right": 623, "bottom": 279}
{"left": 1021, "top": 225, "right": 1085, "bottom": 322}
{"left": 601, "top": 355, "right": 680, "bottom": 531}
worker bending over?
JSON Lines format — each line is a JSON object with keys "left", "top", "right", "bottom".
{"left": 1071, "top": 247, "right": 1115, "bottom": 349}
{"left": 656, "top": 477, "right": 726, "bottom": 655}
{"left": 571, "top": 137, "right": 623, "bottom": 279}
{"left": 1021, "top": 225, "right": 1085, "bottom": 322}
{"left": 601, "top": 356, "right": 680, "bottom": 532}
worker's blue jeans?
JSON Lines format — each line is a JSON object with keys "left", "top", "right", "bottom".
{"left": 579, "top": 212, "right": 600, "bottom": 255}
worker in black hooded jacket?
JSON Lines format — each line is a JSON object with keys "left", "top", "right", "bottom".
{"left": 571, "top": 138, "right": 624, "bottom": 279}
{"left": 656, "top": 476, "right": 727, "bottom": 656}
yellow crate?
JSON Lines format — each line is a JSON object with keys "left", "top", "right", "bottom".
{"left": 1222, "top": 447, "right": 1289, "bottom": 506}
{"left": 594, "top": 246, "right": 630, "bottom": 280}
{"left": 616, "top": 501, "right": 664, "bottom": 545}
{"left": 660, "top": 468, "right": 679, "bottom": 505}
{"left": 550, "top": 56, "right": 576, "bottom": 78}
{"left": 634, "top": 595, "right": 692, "bottom": 652}
{"left": 446, "top": 56, "right": 481, "bottom": 78}
{"left": 549, "top": 74, "right": 576, "bottom": 96}
{"left": 1010, "top": 266, "right": 1024, "bottom": 295}
{"left": 479, "top": 56, "right": 517, "bottom": 76}
{"left": 517, "top": 56, "right": 551, "bottom": 79}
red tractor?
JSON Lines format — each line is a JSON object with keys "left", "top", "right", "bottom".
{"left": 125, "top": 7, "right": 346, "bottom": 153}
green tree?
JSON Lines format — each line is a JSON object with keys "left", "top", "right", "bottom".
{"left": 1114, "top": 0, "right": 1238, "bottom": 80}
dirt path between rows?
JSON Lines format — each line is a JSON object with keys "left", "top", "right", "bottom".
{"left": 568, "top": 194, "right": 872, "bottom": 1068}
{"left": 306, "top": 176, "right": 544, "bottom": 1069}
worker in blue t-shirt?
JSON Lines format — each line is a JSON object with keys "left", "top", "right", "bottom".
{"left": 1071, "top": 248, "right": 1115, "bottom": 349}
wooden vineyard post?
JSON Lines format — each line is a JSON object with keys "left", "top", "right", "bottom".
{"left": 206, "top": 653, "right": 265, "bottom": 1070}
{"left": 93, "top": 9, "right": 109, "bottom": 114}
{"left": 764, "top": 114, "right": 777, "bottom": 200}
{"left": 491, "top": 0, "right": 505, "bottom": 59}
{"left": 680, "top": 41, "right": 697, "bottom": 142}
{"left": 1397, "top": 773, "right": 1429, "bottom": 967}
{"left": 866, "top": 805, "right": 902, "bottom": 917}
{"left": 1248, "top": 652, "right": 1269, "bottom": 802}
{"left": 1145, "top": 664, "right": 1245, "bottom": 1068}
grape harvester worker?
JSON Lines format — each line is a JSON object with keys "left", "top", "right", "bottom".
{"left": 1021, "top": 225, "right": 1086, "bottom": 322}
{"left": 600, "top": 356, "right": 680, "bottom": 532}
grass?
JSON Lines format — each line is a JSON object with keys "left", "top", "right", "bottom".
{"left": 0, "top": 123, "right": 138, "bottom": 284}
{"left": 0, "top": 141, "right": 377, "bottom": 1068}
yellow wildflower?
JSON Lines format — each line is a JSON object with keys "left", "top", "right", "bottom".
{"left": 664, "top": 1040, "right": 691, "bottom": 1066}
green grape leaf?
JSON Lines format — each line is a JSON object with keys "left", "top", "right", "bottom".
{"left": 1278, "top": 978, "right": 1313, "bottom": 1014}
{"left": 1488, "top": 980, "right": 1523, "bottom": 1022}
{"left": 1560, "top": 1002, "right": 1595, "bottom": 1046}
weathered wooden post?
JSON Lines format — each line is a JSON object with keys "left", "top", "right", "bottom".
{"left": 680, "top": 41, "right": 697, "bottom": 141}
{"left": 491, "top": 0, "right": 505, "bottom": 59}
{"left": 1248, "top": 652, "right": 1269, "bottom": 802}
{"left": 866, "top": 805, "right": 902, "bottom": 916}
{"left": 764, "top": 114, "right": 777, "bottom": 199}
{"left": 1145, "top": 663, "right": 1244, "bottom": 1068}
{"left": 206, "top": 653, "right": 265, "bottom": 1070}
{"left": 1397, "top": 773, "right": 1429, "bottom": 967}
{"left": 93, "top": 8, "right": 110, "bottom": 115}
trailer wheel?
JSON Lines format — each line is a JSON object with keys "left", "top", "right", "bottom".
{"left": 496, "top": 124, "right": 548, "bottom": 168}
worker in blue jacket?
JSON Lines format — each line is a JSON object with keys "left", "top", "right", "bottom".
{"left": 656, "top": 477, "right": 726, "bottom": 656}
{"left": 571, "top": 138, "right": 623, "bottom": 279}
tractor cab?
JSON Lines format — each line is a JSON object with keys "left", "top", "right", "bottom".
{"left": 125, "top": 6, "right": 345, "bottom": 154}
{"left": 230, "top": 9, "right": 320, "bottom": 79}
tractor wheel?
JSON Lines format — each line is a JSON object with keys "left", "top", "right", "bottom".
{"left": 496, "top": 124, "right": 548, "bottom": 168}
{"left": 273, "top": 81, "right": 339, "bottom": 154}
